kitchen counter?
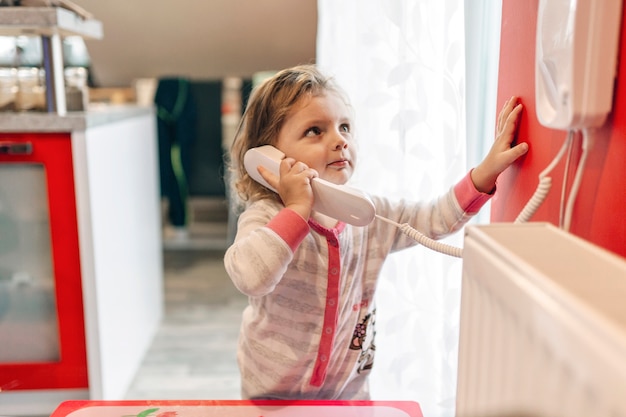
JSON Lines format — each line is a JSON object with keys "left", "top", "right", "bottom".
{"left": 0, "top": 103, "right": 162, "bottom": 416}
{"left": 0, "top": 104, "right": 154, "bottom": 132}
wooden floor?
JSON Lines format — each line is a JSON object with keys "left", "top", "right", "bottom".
{"left": 124, "top": 199, "right": 247, "bottom": 400}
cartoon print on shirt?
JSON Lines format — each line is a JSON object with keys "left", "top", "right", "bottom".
{"left": 350, "top": 308, "right": 376, "bottom": 374}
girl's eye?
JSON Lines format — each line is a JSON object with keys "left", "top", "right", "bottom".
{"left": 305, "top": 127, "right": 322, "bottom": 137}
{"left": 340, "top": 124, "right": 350, "bottom": 133}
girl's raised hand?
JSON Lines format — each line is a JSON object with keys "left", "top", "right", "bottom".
{"left": 259, "top": 157, "right": 318, "bottom": 220}
{"left": 471, "top": 96, "right": 529, "bottom": 193}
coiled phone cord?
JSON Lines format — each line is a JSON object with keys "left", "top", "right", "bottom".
{"left": 514, "top": 130, "right": 574, "bottom": 224}
{"left": 374, "top": 130, "right": 579, "bottom": 258}
{"left": 375, "top": 215, "right": 463, "bottom": 258}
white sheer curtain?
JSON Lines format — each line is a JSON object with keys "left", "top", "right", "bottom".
{"left": 317, "top": 1, "right": 501, "bottom": 416}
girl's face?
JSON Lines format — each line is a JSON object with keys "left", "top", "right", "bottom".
{"left": 275, "top": 92, "right": 355, "bottom": 185}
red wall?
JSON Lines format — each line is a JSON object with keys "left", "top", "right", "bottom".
{"left": 492, "top": 0, "right": 626, "bottom": 259}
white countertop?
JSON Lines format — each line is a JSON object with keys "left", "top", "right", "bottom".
{"left": 0, "top": 104, "right": 155, "bottom": 132}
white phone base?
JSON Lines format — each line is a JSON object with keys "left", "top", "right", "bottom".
{"left": 535, "top": 0, "right": 623, "bottom": 129}
{"left": 244, "top": 145, "right": 376, "bottom": 226}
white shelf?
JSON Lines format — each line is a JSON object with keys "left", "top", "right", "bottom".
{"left": 0, "top": 6, "right": 103, "bottom": 39}
{"left": 0, "top": 6, "right": 103, "bottom": 114}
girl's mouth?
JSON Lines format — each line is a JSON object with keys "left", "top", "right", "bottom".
{"left": 328, "top": 160, "right": 349, "bottom": 168}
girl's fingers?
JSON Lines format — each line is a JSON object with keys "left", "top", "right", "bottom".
{"left": 499, "top": 103, "right": 523, "bottom": 136}
{"left": 258, "top": 165, "right": 279, "bottom": 190}
{"left": 497, "top": 96, "right": 519, "bottom": 133}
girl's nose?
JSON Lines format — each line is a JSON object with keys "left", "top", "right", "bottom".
{"left": 333, "top": 132, "right": 348, "bottom": 150}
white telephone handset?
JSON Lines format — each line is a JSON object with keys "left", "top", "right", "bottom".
{"left": 244, "top": 145, "right": 464, "bottom": 258}
{"left": 244, "top": 145, "right": 376, "bottom": 227}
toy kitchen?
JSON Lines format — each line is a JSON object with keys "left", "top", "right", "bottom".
{"left": 0, "top": 4, "right": 164, "bottom": 416}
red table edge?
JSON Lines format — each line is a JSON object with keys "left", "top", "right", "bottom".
{"left": 51, "top": 399, "right": 423, "bottom": 416}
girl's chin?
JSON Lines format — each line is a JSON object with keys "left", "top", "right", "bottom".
{"left": 320, "top": 174, "right": 351, "bottom": 186}
{"left": 318, "top": 166, "right": 353, "bottom": 184}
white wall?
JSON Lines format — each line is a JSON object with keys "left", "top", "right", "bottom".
{"left": 73, "top": 0, "right": 318, "bottom": 87}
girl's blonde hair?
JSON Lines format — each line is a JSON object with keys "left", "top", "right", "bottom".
{"left": 229, "top": 64, "right": 350, "bottom": 205}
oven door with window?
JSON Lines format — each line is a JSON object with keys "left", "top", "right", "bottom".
{"left": 0, "top": 133, "right": 88, "bottom": 392}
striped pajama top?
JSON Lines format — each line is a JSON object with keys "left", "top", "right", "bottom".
{"left": 224, "top": 171, "right": 491, "bottom": 400}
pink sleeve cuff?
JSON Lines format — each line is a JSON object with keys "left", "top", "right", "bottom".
{"left": 266, "top": 208, "right": 310, "bottom": 252}
{"left": 453, "top": 170, "right": 493, "bottom": 215}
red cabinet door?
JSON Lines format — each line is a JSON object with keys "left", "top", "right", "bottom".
{"left": 0, "top": 132, "right": 88, "bottom": 390}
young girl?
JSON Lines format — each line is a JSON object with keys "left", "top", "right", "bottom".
{"left": 224, "top": 65, "right": 528, "bottom": 400}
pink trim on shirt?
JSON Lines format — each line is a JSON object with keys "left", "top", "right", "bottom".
{"left": 266, "top": 208, "right": 310, "bottom": 252}
{"left": 307, "top": 221, "right": 342, "bottom": 387}
{"left": 453, "top": 170, "right": 493, "bottom": 215}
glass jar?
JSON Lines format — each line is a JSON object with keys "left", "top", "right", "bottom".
{"left": 64, "top": 66, "right": 89, "bottom": 111}
{"left": 0, "top": 67, "right": 18, "bottom": 112}
{"left": 15, "top": 67, "right": 46, "bottom": 112}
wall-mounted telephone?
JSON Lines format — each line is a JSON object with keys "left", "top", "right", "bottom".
{"left": 529, "top": 0, "right": 623, "bottom": 232}
{"left": 244, "top": 145, "right": 463, "bottom": 257}
{"left": 535, "top": 0, "right": 623, "bottom": 129}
